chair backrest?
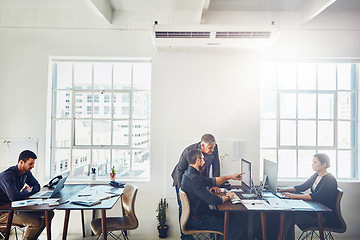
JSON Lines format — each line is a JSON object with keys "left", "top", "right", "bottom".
{"left": 178, "top": 189, "right": 191, "bottom": 235}
{"left": 121, "top": 183, "right": 139, "bottom": 230}
{"left": 332, "top": 188, "right": 347, "bottom": 233}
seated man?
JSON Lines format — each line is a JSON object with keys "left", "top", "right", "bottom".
{"left": 181, "top": 149, "right": 244, "bottom": 240}
{"left": 0, "top": 150, "right": 54, "bottom": 240}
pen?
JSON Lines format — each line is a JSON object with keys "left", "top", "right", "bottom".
{"left": 59, "top": 200, "right": 69, "bottom": 205}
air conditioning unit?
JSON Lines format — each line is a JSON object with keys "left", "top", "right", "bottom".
{"left": 153, "top": 25, "right": 279, "bottom": 49}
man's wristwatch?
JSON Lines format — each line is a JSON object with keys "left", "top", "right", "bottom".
{"left": 226, "top": 195, "right": 231, "bottom": 201}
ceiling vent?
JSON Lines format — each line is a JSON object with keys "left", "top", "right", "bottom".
{"left": 153, "top": 25, "right": 279, "bottom": 49}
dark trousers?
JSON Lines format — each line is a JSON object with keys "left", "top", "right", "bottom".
{"left": 188, "top": 210, "right": 243, "bottom": 240}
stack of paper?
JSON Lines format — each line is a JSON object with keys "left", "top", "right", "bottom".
{"left": 241, "top": 200, "right": 272, "bottom": 210}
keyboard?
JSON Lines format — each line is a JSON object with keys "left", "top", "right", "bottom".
{"left": 231, "top": 193, "right": 241, "bottom": 204}
{"left": 275, "top": 192, "right": 290, "bottom": 199}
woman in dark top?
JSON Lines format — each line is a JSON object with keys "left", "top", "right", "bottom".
{"left": 278, "top": 153, "right": 338, "bottom": 239}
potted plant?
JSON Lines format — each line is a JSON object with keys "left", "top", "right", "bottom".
{"left": 156, "top": 198, "right": 169, "bottom": 238}
{"left": 110, "top": 166, "right": 116, "bottom": 180}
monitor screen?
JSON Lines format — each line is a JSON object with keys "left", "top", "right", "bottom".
{"left": 263, "top": 159, "right": 278, "bottom": 193}
{"left": 241, "top": 159, "right": 251, "bottom": 191}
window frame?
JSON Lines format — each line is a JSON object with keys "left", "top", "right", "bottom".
{"left": 260, "top": 59, "right": 358, "bottom": 180}
{"left": 46, "top": 57, "right": 151, "bottom": 181}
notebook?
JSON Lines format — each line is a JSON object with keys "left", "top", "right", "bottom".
{"left": 29, "top": 176, "right": 68, "bottom": 199}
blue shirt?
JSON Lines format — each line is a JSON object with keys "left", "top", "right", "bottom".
{"left": 0, "top": 165, "right": 40, "bottom": 206}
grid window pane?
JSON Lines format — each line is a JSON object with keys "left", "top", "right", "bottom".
{"left": 113, "top": 121, "right": 129, "bottom": 146}
{"left": 53, "top": 149, "right": 70, "bottom": 176}
{"left": 337, "top": 64, "right": 351, "bottom": 90}
{"left": 318, "top": 63, "right": 336, "bottom": 90}
{"left": 278, "top": 150, "right": 296, "bottom": 178}
{"left": 75, "top": 120, "right": 91, "bottom": 145}
{"left": 338, "top": 150, "right": 352, "bottom": 178}
{"left": 260, "top": 91, "right": 277, "bottom": 118}
{"left": 298, "top": 150, "right": 316, "bottom": 178}
{"left": 260, "top": 120, "right": 276, "bottom": 148}
{"left": 298, "top": 120, "right": 316, "bottom": 146}
{"left": 92, "top": 149, "right": 111, "bottom": 176}
{"left": 72, "top": 149, "right": 90, "bottom": 176}
{"left": 318, "top": 121, "right": 334, "bottom": 146}
{"left": 51, "top": 60, "right": 151, "bottom": 180}
{"left": 55, "top": 63, "right": 72, "bottom": 89}
{"left": 298, "top": 63, "right": 316, "bottom": 90}
{"left": 280, "top": 120, "right": 296, "bottom": 146}
{"left": 338, "top": 92, "right": 355, "bottom": 120}
{"left": 94, "top": 63, "right": 112, "bottom": 90}
{"left": 318, "top": 94, "right": 334, "bottom": 119}
{"left": 280, "top": 93, "right": 296, "bottom": 118}
{"left": 278, "top": 63, "right": 296, "bottom": 90}
{"left": 74, "top": 63, "right": 92, "bottom": 90}
{"left": 260, "top": 61, "right": 357, "bottom": 180}
{"left": 338, "top": 121, "right": 351, "bottom": 148}
{"left": 54, "top": 91, "right": 71, "bottom": 118}
{"left": 53, "top": 120, "right": 71, "bottom": 147}
{"left": 113, "top": 63, "right": 132, "bottom": 90}
{"left": 298, "top": 93, "right": 316, "bottom": 119}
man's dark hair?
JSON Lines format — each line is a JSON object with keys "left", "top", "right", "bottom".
{"left": 314, "top": 153, "right": 331, "bottom": 168}
{"left": 201, "top": 134, "right": 216, "bottom": 145}
{"left": 188, "top": 149, "right": 202, "bottom": 165}
{"left": 18, "top": 150, "right": 37, "bottom": 163}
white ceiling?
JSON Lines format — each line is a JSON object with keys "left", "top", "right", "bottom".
{"left": 0, "top": 0, "right": 359, "bottom": 30}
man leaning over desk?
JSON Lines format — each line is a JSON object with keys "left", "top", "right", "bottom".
{"left": 181, "top": 149, "right": 245, "bottom": 240}
{"left": 0, "top": 150, "right": 54, "bottom": 240}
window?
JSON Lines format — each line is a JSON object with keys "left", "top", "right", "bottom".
{"left": 260, "top": 61, "right": 357, "bottom": 180}
{"left": 49, "top": 59, "right": 151, "bottom": 180}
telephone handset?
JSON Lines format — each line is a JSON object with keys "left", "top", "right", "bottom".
{"left": 44, "top": 175, "right": 63, "bottom": 188}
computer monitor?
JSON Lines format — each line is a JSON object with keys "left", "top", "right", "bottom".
{"left": 263, "top": 159, "right": 278, "bottom": 193}
{"left": 241, "top": 159, "right": 251, "bottom": 193}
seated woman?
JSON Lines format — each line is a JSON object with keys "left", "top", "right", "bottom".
{"left": 278, "top": 153, "right": 338, "bottom": 239}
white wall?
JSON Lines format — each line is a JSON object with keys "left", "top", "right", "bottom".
{"left": 0, "top": 28, "right": 359, "bottom": 239}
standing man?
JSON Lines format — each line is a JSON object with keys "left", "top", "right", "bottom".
{"left": 171, "top": 134, "right": 220, "bottom": 239}
{"left": 181, "top": 149, "right": 243, "bottom": 240}
{"left": 0, "top": 150, "right": 54, "bottom": 240}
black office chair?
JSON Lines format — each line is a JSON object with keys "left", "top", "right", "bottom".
{"left": 297, "top": 188, "right": 347, "bottom": 240}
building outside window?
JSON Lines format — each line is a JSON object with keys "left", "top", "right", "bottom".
{"left": 260, "top": 61, "right": 358, "bottom": 180}
{"left": 49, "top": 58, "right": 151, "bottom": 180}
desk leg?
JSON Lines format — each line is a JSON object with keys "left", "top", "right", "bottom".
{"left": 317, "top": 213, "right": 325, "bottom": 240}
{"left": 101, "top": 209, "right": 107, "bottom": 240}
{"left": 81, "top": 210, "right": 85, "bottom": 237}
{"left": 62, "top": 210, "right": 71, "bottom": 240}
{"left": 278, "top": 213, "right": 285, "bottom": 240}
{"left": 223, "top": 211, "right": 230, "bottom": 240}
{"left": 4, "top": 210, "right": 14, "bottom": 240}
{"left": 260, "top": 212, "right": 267, "bottom": 240}
{"left": 91, "top": 210, "right": 96, "bottom": 236}
{"left": 45, "top": 210, "right": 52, "bottom": 240}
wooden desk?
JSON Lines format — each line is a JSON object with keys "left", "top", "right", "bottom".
{"left": 0, "top": 200, "right": 56, "bottom": 240}
{"left": 217, "top": 196, "right": 331, "bottom": 240}
{"left": 56, "top": 184, "right": 123, "bottom": 240}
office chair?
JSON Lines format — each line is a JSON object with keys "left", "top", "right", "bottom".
{"left": 90, "top": 184, "right": 139, "bottom": 240}
{"left": 0, "top": 221, "right": 25, "bottom": 240}
{"left": 297, "top": 188, "right": 347, "bottom": 240}
{"left": 179, "top": 189, "right": 223, "bottom": 240}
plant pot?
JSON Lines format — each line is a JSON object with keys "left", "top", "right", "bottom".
{"left": 110, "top": 173, "right": 116, "bottom": 181}
{"left": 157, "top": 225, "right": 169, "bottom": 238}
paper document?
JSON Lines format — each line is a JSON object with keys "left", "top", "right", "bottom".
{"left": 241, "top": 200, "right": 272, "bottom": 210}
{"left": 11, "top": 199, "right": 43, "bottom": 207}
{"left": 285, "top": 199, "right": 314, "bottom": 210}
{"left": 266, "top": 198, "right": 292, "bottom": 210}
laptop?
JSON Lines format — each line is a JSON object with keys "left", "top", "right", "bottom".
{"left": 29, "top": 176, "right": 68, "bottom": 199}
